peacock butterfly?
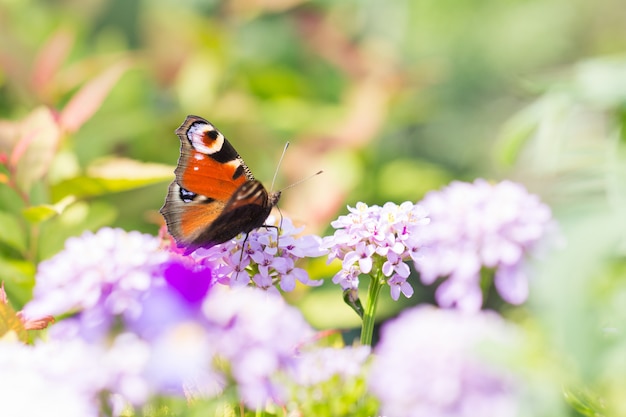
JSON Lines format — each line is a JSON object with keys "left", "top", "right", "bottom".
{"left": 160, "top": 115, "right": 281, "bottom": 252}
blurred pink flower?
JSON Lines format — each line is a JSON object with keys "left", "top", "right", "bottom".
{"left": 369, "top": 306, "right": 521, "bottom": 417}
{"left": 415, "top": 179, "right": 553, "bottom": 311}
{"left": 203, "top": 286, "right": 315, "bottom": 407}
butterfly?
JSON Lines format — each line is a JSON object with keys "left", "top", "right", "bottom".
{"left": 160, "top": 115, "right": 281, "bottom": 252}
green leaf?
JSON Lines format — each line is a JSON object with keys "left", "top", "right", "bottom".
{"left": 0, "top": 302, "right": 28, "bottom": 342}
{"left": 0, "top": 257, "right": 36, "bottom": 308}
{"left": 564, "top": 386, "right": 606, "bottom": 417}
{"left": 494, "top": 104, "right": 539, "bottom": 166}
{"left": 51, "top": 157, "right": 173, "bottom": 202}
{"left": 0, "top": 211, "right": 26, "bottom": 252}
{"left": 22, "top": 196, "right": 76, "bottom": 224}
{"left": 22, "top": 205, "right": 58, "bottom": 223}
{"left": 59, "top": 60, "right": 131, "bottom": 133}
{"left": 37, "top": 201, "right": 117, "bottom": 260}
{"left": 0, "top": 183, "right": 25, "bottom": 214}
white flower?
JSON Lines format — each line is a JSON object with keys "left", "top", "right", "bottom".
{"left": 322, "top": 202, "right": 429, "bottom": 300}
{"left": 193, "top": 216, "right": 324, "bottom": 292}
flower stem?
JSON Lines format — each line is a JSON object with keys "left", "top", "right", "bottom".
{"left": 360, "top": 269, "right": 383, "bottom": 346}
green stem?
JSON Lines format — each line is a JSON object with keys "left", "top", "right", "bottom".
{"left": 479, "top": 267, "right": 495, "bottom": 308}
{"left": 360, "top": 269, "right": 384, "bottom": 346}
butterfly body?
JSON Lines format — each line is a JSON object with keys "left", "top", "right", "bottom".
{"left": 160, "top": 115, "right": 280, "bottom": 251}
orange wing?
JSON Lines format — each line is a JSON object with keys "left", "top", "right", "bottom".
{"left": 160, "top": 116, "right": 256, "bottom": 247}
{"left": 175, "top": 115, "right": 251, "bottom": 198}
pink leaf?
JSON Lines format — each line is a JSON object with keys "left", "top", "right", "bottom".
{"left": 0, "top": 120, "right": 20, "bottom": 155}
{"left": 31, "top": 30, "right": 74, "bottom": 96}
{"left": 60, "top": 60, "right": 131, "bottom": 133}
{"left": 0, "top": 281, "right": 7, "bottom": 304}
{"left": 16, "top": 311, "right": 55, "bottom": 330}
{"left": 9, "top": 130, "right": 36, "bottom": 168}
{"left": 13, "top": 107, "right": 62, "bottom": 192}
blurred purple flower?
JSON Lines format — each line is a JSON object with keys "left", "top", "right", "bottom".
{"left": 163, "top": 259, "right": 213, "bottom": 304}
{"left": 19, "top": 226, "right": 319, "bottom": 409}
{"left": 142, "top": 322, "right": 222, "bottom": 397}
{"left": 119, "top": 259, "right": 220, "bottom": 398}
{"left": 369, "top": 306, "right": 521, "bottom": 417}
{"left": 322, "top": 201, "right": 429, "bottom": 300}
{"left": 0, "top": 339, "right": 103, "bottom": 417}
{"left": 290, "top": 345, "right": 370, "bottom": 386}
{"left": 192, "top": 215, "right": 324, "bottom": 292}
{"left": 0, "top": 334, "right": 151, "bottom": 417}
{"left": 101, "top": 333, "right": 152, "bottom": 406}
{"left": 24, "top": 228, "right": 170, "bottom": 322}
{"left": 202, "top": 286, "right": 315, "bottom": 407}
{"left": 126, "top": 258, "right": 212, "bottom": 340}
{"left": 415, "top": 179, "right": 553, "bottom": 310}
{"left": 128, "top": 284, "right": 312, "bottom": 406}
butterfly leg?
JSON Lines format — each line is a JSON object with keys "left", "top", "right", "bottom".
{"left": 261, "top": 207, "right": 284, "bottom": 248}
{"left": 233, "top": 232, "right": 250, "bottom": 284}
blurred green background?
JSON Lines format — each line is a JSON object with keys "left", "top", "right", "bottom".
{"left": 2, "top": 1, "right": 626, "bottom": 413}
{"left": 1, "top": 0, "right": 626, "bottom": 302}
{"left": 1, "top": 0, "right": 623, "bottom": 232}
{"left": 2, "top": 0, "right": 626, "bottom": 316}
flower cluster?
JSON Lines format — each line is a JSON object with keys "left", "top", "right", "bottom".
{"left": 193, "top": 215, "right": 324, "bottom": 293}
{"left": 13, "top": 178, "right": 558, "bottom": 416}
{"left": 202, "top": 286, "right": 315, "bottom": 407}
{"left": 322, "top": 201, "right": 430, "bottom": 300}
{"left": 24, "top": 228, "right": 173, "bottom": 339}
{"left": 123, "top": 258, "right": 219, "bottom": 398}
{"left": 369, "top": 306, "right": 521, "bottom": 417}
{"left": 415, "top": 179, "right": 553, "bottom": 310}
{"left": 130, "top": 283, "right": 314, "bottom": 407}
{"left": 21, "top": 227, "right": 315, "bottom": 410}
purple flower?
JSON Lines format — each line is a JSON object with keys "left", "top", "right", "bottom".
{"left": 202, "top": 286, "right": 314, "bottom": 407}
{"left": 24, "top": 228, "right": 169, "bottom": 321}
{"left": 127, "top": 260, "right": 212, "bottom": 340}
{"left": 192, "top": 215, "right": 324, "bottom": 292}
{"left": 415, "top": 179, "right": 553, "bottom": 310}
{"left": 100, "top": 332, "right": 152, "bottom": 405}
{"left": 163, "top": 259, "right": 213, "bottom": 304}
{"left": 129, "top": 285, "right": 312, "bottom": 407}
{"left": 20, "top": 226, "right": 320, "bottom": 409}
{"left": 322, "top": 201, "right": 429, "bottom": 300}
{"left": 369, "top": 306, "right": 521, "bottom": 417}
{"left": 141, "top": 322, "right": 221, "bottom": 397}
{"left": 122, "top": 261, "right": 220, "bottom": 397}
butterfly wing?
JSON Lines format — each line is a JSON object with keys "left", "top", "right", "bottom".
{"left": 161, "top": 115, "right": 252, "bottom": 247}
{"left": 193, "top": 180, "right": 279, "bottom": 246}
{"left": 160, "top": 115, "right": 280, "bottom": 250}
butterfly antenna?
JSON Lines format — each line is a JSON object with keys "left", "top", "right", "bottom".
{"left": 279, "top": 170, "right": 324, "bottom": 193}
{"left": 270, "top": 142, "right": 290, "bottom": 192}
